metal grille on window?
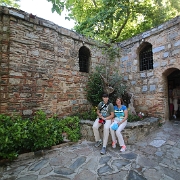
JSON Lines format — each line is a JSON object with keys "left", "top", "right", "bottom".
{"left": 79, "top": 54, "right": 89, "bottom": 72}
{"left": 139, "top": 45, "right": 153, "bottom": 71}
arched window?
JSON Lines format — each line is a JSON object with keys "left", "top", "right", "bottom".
{"left": 139, "top": 43, "right": 153, "bottom": 71}
{"left": 79, "top": 46, "right": 90, "bottom": 73}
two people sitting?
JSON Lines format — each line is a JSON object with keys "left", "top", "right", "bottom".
{"left": 92, "top": 93, "right": 128, "bottom": 155}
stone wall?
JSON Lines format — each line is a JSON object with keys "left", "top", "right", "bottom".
{"left": 0, "top": 6, "right": 116, "bottom": 117}
{"left": 118, "top": 16, "right": 180, "bottom": 120}
{"left": 0, "top": 5, "right": 180, "bottom": 120}
{"left": 80, "top": 117, "right": 160, "bottom": 145}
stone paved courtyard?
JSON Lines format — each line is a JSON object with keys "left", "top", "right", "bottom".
{"left": 0, "top": 120, "right": 180, "bottom": 180}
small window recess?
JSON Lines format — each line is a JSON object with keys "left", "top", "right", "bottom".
{"left": 79, "top": 46, "right": 90, "bottom": 73}
{"left": 139, "top": 43, "right": 153, "bottom": 71}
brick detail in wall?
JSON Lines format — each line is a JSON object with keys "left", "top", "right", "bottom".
{"left": 0, "top": 6, "right": 180, "bottom": 120}
{"left": 0, "top": 6, "right": 111, "bottom": 117}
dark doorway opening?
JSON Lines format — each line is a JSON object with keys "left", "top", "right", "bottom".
{"left": 168, "top": 69, "right": 180, "bottom": 120}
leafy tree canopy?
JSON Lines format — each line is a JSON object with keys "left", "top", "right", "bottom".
{"left": 0, "top": 0, "right": 20, "bottom": 8}
{"left": 48, "top": 0, "right": 180, "bottom": 43}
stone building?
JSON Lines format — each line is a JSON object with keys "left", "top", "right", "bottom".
{"left": 118, "top": 16, "right": 180, "bottom": 120}
{"left": 0, "top": 6, "right": 113, "bottom": 117}
{"left": 0, "top": 6, "right": 180, "bottom": 120}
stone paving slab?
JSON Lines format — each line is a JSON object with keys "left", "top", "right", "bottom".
{"left": 0, "top": 120, "right": 180, "bottom": 180}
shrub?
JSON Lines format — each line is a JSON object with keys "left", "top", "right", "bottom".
{"left": 86, "top": 66, "right": 104, "bottom": 106}
{"left": 74, "top": 106, "right": 97, "bottom": 121}
{"left": 108, "top": 72, "right": 126, "bottom": 104}
{"left": 27, "top": 111, "right": 63, "bottom": 151}
{"left": 0, "top": 111, "right": 81, "bottom": 160}
{"left": 59, "top": 116, "right": 81, "bottom": 142}
{"left": 0, "top": 114, "right": 29, "bottom": 159}
{"left": 86, "top": 66, "right": 126, "bottom": 106}
{"left": 128, "top": 112, "right": 145, "bottom": 122}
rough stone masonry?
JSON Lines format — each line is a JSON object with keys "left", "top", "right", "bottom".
{"left": 0, "top": 5, "right": 180, "bottom": 120}
{"left": 0, "top": 6, "right": 118, "bottom": 118}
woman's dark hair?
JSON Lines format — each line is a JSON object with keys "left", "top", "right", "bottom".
{"left": 116, "top": 97, "right": 124, "bottom": 104}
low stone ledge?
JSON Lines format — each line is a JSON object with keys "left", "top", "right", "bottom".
{"left": 80, "top": 117, "right": 161, "bottom": 145}
{"left": 126, "top": 117, "right": 160, "bottom": 128}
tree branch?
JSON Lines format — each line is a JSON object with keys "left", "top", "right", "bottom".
{"left": 91, "top": 0, "right": 97, "bottom": 7}
{"left": 111, "top": 9, "right": 130, "bottom": 42}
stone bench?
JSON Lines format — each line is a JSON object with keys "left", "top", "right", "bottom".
{"left": 80, "top": 117, "right": 161, "bottom": 145}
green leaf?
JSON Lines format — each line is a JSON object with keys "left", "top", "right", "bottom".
{"left": 46, "top": 0, "right": 180, "bottom": 42}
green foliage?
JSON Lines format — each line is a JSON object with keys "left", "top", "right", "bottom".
{"left": 109, "top": 72, "right": 126, "bottom": 104}
{"left": 128, "top": 113, "right": 142, "bottom": 122}
{"left": 86, "top": 66, "right": 105, "bottom": 106}
{"left": 47, "top": 0, "right": 180, "bottom": 42}
{"left": 0, "top": 0, "right": 20, "bottom": 8}
{"left": 158, "top": 122, "right": 163, "bottom": 127}
{"left": 27, "top": 111, "right": 63, "bottom": 151}
{"left": 128, "top": 112, "right": 146, "bottom": 122}
{"left": 74, "top": 107, "right": 97, "bottom": 121}
{"left": 0, "top": 114, "right": 29, "bottom": 160}
{"left": 86, "top": 66, "right": 126, "bottom": 106}
{"left": 0, "top": 111, "right": 81, "bottom": 160}
{"left": 101, "top": 45, "right": 120, "bottom": 62}
{"left": 59, "top": 116, "right": 81, "bottom": 142}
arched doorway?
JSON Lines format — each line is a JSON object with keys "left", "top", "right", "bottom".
{"left": 167, "top": 69, "right": 180, "bottom": 120}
